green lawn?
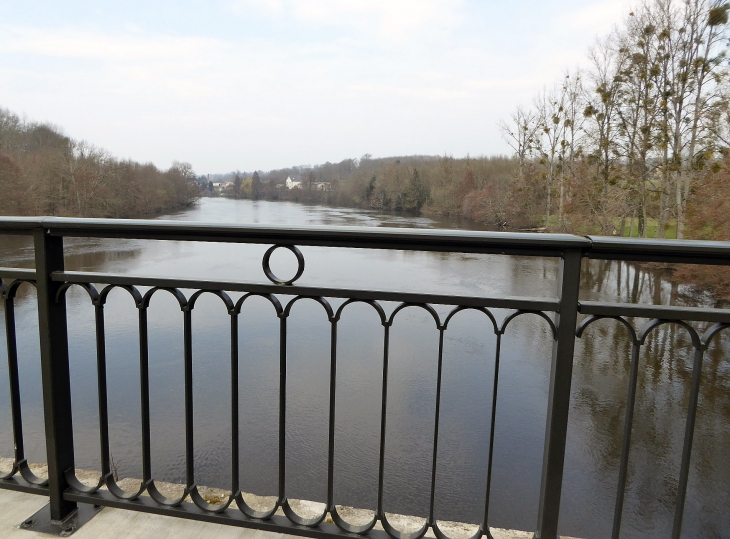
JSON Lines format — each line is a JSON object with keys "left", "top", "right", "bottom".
{"left": 618, "top": 218, "right": 678, "bottom": 239}
{"left": 544, "top": 216, "right": 679, "bottom": 238}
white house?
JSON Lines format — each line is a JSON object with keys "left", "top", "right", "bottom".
{"left": 286, "top": 176, "right": 302, "bottom": 189}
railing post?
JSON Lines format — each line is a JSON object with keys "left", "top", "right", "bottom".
{"left": 34, "top": 228, "right": 77, "bottom": 521}
{"left": 534, "top": 249, "right": 582, "bottom": 539}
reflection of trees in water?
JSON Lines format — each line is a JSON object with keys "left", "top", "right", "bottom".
{"left": 0, "top": 235, "right": 36, "bottom": 269}
{"left": 574, "top": 260, "right": 730, "bottom": 537}
{"left": 0, "top": 235, "right": 143, "bottom": 304}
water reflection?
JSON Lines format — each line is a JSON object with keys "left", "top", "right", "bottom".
{"left": 0, "top": 199, "right": 728, "bottom": 538}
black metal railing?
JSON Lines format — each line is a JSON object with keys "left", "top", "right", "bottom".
{"left": 1, "top": 217, "right": 729, "bottom": 539}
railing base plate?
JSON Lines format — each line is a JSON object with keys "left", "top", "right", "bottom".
{"left": 18, "top": 502, "right": 102, "bottom": 536}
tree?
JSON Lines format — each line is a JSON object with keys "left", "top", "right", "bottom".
{"left": 498, "top": 106, "right": 538, "bottom": 185}
{"left": 252, "top": 171, "right": 261, "bottom": 199}
{"left": 234, "top": 174, "right": 243, "bottom": 198}
{"left": 581, "top": 37, "right": 627, "bottom": 234}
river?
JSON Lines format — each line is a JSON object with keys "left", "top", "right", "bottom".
{"left": 0, "top": 198, "right": 728, "bottom": 538}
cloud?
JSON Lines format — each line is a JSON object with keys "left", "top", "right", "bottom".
{"left": 0, "top": 25, "right": 223, "bottom": 62}
{"left": 557, "top": 0, "right": 634, "bottom": 35}
{"left": 0, "top": 1, "right": 635, "bottom": 171}
{"left": 228, "top": 0, "right": 466, "bottom": 41}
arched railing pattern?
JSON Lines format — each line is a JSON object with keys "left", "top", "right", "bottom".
{"left": 1, "top": 217, "right": 729, "bottom": 539}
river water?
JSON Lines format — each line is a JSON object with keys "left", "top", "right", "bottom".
{"left": 0, "top": 198, "right": 728, "bottom": 538}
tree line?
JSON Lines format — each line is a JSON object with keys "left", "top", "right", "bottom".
{"left": 229, "top": 0, "right": 730, "bottom": 243}
{"left": 0, "top": 108, "right": 199, "bottom": 218}
{"left": 500, "top": 0, "right": 730, "bottom": 239}
{"left": 222, "top": 154, "right": 534, "bottom": 228}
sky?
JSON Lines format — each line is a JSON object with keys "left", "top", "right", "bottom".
{"left": 0, "top": 0, "right": 635, "bottom": 174}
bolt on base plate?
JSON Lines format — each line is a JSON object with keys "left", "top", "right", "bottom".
{"left": 19, "top": 503, "right": 102, "bottom": 536}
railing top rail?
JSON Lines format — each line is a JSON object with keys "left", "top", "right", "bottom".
{"left": 587, "top": 235, "right": 730, "bottom": 264}
{"left": 0, "top": 216, "right": 588, "bottom": 255}
{"left": 0, "top": 216, "right": 44, "bottom": 233}
{"left": 2, "top": 217, "right": 730, "bottom": 263}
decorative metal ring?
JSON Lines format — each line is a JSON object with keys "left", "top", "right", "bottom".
{"left": 330, "top": 505, "right": 378, "bottom": 535}
{"left": 262, "top": 245, "right": 305, "bottom": 285}
{"left": 18, "top": 459, "right": 49, "bottom": 487}
{"left": 235, "top": 492, "right": 279, "bottom": 520}
{"left": 0, "top": 460, "right": 18, "bottom": 480}
{"left": 64, "top": 468, "right": 105, "bottom": 494}
{"left": 432, "top": 521, "right": 485, "bottom": 539}
{"left": 442, "top": 305, "right": 499, "bottom": 333}
{"left": 189, "top": 485, "right": 235, "bottom": 513}
{"left": 282, "top": 498, "right": 328, "bottom": 527}
{"left": 147, "top": 479, "right": 189, "bottom": 507}
{"left": 380, "top": 513, "right": 430, "bottom": 539}
{"left": 106, "top": 476, "right": 147, "bottom": 500}
{"left": 499, "top": 310, "right": 557, "bottom": 339}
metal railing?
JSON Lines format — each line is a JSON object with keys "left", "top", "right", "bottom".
{"left": 1, "top": 216, "right": 729, "bottom": 539}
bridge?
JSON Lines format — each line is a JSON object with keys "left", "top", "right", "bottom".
{"left": 1, "top": 217, "right": 728, "bottom": 539}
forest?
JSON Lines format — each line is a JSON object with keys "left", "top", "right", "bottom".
{"left": 0, "top": 108, "right": 199, "bottom": 218}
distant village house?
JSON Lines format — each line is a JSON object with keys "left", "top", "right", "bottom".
{"left": 285, "top": 175, "right": 331, "bottom": 191}
{"left": 286, "top": 176, "right": 302, "bottom": 189}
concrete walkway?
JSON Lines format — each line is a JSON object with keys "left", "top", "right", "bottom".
{"left": 0, "top": 489, "right": 564, "bottom": 539}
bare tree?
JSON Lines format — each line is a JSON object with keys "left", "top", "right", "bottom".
{"left": 498, "top": 106, "right": 539, "bottom": 184}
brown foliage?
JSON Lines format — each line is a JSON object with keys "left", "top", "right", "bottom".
{"left": 0, "top": 108, "right": 199, "bottom": 218}
{"left": 0, "top": 153, "right": 25, "bottom": 215}
{"left": 676, "top": 158, "right": 730, "bottom": 299}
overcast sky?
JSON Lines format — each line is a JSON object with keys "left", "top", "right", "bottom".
{"left": 0, "top": 0, "right": 634, "bottom": 174}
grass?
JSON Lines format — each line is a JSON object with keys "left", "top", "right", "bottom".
{"left": 534, "top": 215, "right": 680, "bottom": 238}
{"left": 618, "top": 217, "right": 678, "bottom": 239}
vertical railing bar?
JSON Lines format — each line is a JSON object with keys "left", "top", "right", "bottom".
{"left": 376, "top": 323, "right": 390, "bottom": 519}
{"left": 139, "top": 306, "right": 152, "bottom": 483}
{"left": 94, "top": 303, "right": 111, "bottom": 477}
{"left": 534, "top": 249, "right": 583, "bottom": 539}
{"left": 326, "top": 319, "right": 338, "bottom": 511}
{"left": 671, "top": 347, "right": 705, "bottom": 539}
{"left": 184, "top": 308, "right": 194, "bottom": 490}
{"left": 278, "top": 315, "right": 287, "bottom": 504}
{"left": 230, "top": 313, "right": 239, "bottom": 495}
{"left": 428, "top": 327, "right": 446, "bottom": 525}
{"left": 34, "top": 229, "right": 76, "bottom": 520}
{"left": 3, "top": 290, "right": 26, "bottom": 465}
{"left": 611, "top": 342, "right": 641, "bottom": 539}
{"left": 482, "top": 332, "right": 503, "bottom": 535}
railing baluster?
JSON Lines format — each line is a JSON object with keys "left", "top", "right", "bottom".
{"left": 184, "top": 308, "right": 195, "bottom": 491}
{"left": 3, "top": 285, "right": 26, "bottom": 470}
{"left": 94, "top": 303, "right": 111, "bottom": 479}
{"left": 482, "top": 332, "right": 503, "bottom": 537}
{"left": 230, "top": 313, "right": 239, "bottom": 496}
{"left": 376, "top": 323, "right": 390, "bottom": 520}
{"left": 428, "top": 327, "right": 445, "bottom": 527}
{"left": 326, "top": 318, "right": 337, "bottom": 512}
{"left": 139, "top": 305, "right": 152, "bottom": 485}
{"left": 534, "top": 249, "right": 583, "bottom": 539}
{"left": 611, "top": 342, "right": 641, "bottom": 539}
{"left": 34, "top": 229, "right": 76, "bottom": 520}
{"left": 278, "top": 315, "right": 287, "bottom": 504}
{"left": 671, "top": 346, "right": 705, "bottom": 539}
